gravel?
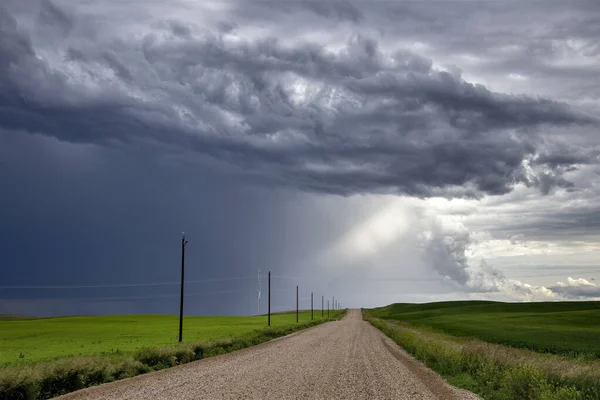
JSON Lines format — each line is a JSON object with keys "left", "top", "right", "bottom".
{"left": 57, "top": 309, "right": 480, "bottom": 400}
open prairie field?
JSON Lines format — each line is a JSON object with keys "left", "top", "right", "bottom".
{"left": 366, "top": 301, "right": 600, "bottom": 357}
{"left": 364, "top": 302, "right": 600, "bottom": 399}
{"left": 0, "top": 310, "right": 338, "bottom": 365}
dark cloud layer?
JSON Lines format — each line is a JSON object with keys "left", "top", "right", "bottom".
{"left": 0, "top": 128, "right": 344, "bottom": 315}
{"left": 2, "top": 1, "right": 600, "bottom": 316}
{"left": 1, "top": 2, "right": 597, "bottom": 199}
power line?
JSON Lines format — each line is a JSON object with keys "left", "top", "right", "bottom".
{"left": 5, "top": 271, "right": 594, "bottom": 290}
{"left": 270, "top": 276, "right": 303, "bottom": 281}
{"left": 0, "top": 282, "right": 179, "bottom": 289}
{"left": 1, "top": 288, "right": 252, "bottom": 303}
{"left": 0, "top": 276, "right": 253, "bottom": 290}
{"left": 188, "top": 277, "right": 253, "bottom": 284}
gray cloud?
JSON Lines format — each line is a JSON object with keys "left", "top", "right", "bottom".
{"left": 368, "top": 1, "right": 600, "bottom": 98}
{"left": 299, "top": 1, "right": 364, "bottom": 23}
{"left": 418, "top": 215, "right": 600, "bottom": 300}
{"left": 419, "top": 217, "right": 507, "bottom": 293}
{"left": 508, "top": 233, "right": 526, "bottom": 245}
{"left": 0, "top": 2, "right": 597, "bottom": 199}
{"left": 37, "top": 0, "right": 73, "bottom": 39}
{"left": 419, "top": 222, "right": 471, "bottom": 287}
{"left": 548, "top": 278, "right": 600, "bottom": 299}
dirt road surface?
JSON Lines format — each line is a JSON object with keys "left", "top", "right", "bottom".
{"left": 58, "top": 309, "right": 479, "bottom": 399}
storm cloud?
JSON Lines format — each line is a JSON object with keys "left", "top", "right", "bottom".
{"left": 1, "top": 0, "right": 600, "bottom": 316}
{"left": 1, "top": 1, "right": 597, "bottom": 199}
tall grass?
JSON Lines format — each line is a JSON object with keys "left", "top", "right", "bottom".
{"left": 363, "top": 313, "right": 600, "bottom": 400}
{"left": 0, "top": 311, "right": 346, "bottom": 400}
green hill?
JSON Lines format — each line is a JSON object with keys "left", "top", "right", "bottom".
{"left": 366, "top": 301, "right": 600, "bottom": 357}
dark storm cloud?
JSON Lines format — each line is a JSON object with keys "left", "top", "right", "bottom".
{"left": 289, "top": 0, "right": 364, "bottom": 23}
{"left": 364, "top": 0, "right": 600, "bottom": 116}
{"left": 473, "top": 159, "right": 600, "bottom": 241}
{"left": 534, "top": 153, "right": 594, "bottom": 168}
{"left": 37, "top": 0, "right": 73, "bottom": 37}
{"left": 1, "top": 3, "right": 597, "bottom": 199}
{"left": 230, "top": 0, "right": 363, "bottom": 24}
{"left": 371, "top": 1, "right": 600, "bottom": 59}
{"left": 0, "top": 127, "right": 348, "bottom": 316}
{"left": 502, "top": 208, "right": 600, "bottom": 239}
{"left": 304, "top": 1, "right": 363, "bottom": 23}
{"left": 2, "top": 0, "right": 600, "bottom": 316}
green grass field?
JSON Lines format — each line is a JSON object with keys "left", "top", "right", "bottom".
{"left": 366, "top": 301, "right": 600, "bottom": 357}
{"left": 0, "top": 310, "right": 337, "bottom": 365}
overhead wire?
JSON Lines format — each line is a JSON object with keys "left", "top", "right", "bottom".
{"left": 0, "top": 276, "right": 254, "bottom": 289}
{"left": 1, "top": 288, "right": 256, "bottom": 302}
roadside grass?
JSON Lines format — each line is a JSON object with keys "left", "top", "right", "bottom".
{"left": 0, "top": 310, "right": 345, "bottom": 400}
{"left": 367, "top": 301, "right": 600, "bottom": 357}
{"left": 363, "top": 302, "right": 600, "bottom": 400}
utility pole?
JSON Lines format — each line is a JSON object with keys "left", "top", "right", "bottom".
{"left": 257, "top": 269, "right": 261, "bottom": 316}
{"left": 311, "top": 292, "right": 314, "bottom": 320}
{"left": 322, "top": 295, "right": 324, "bottom": 317}
{"left": 296, "top": 285, "right": 299, "bottom": 323}
{"left": 268, "top": 271, "right": 271, "bottom": 326}
{"left": 332, "top": 296, "right": 335, "bottom": 314}
{"left": 327, "top": 299, "right": 330, "bottom": 318}
{"left": 178, "top": 233, "right": 188, "bottom": 343}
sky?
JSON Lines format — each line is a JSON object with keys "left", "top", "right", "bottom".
{"left": 1, "top": 0, "right": 600, "bottom": 317}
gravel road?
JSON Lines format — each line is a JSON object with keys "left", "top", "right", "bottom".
{"left": 58, "top": 309, "right": 479, "bottom": 399}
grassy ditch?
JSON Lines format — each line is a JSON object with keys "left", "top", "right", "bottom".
{"left": 0, "top": 310, "right": 346, "bottom": 400}
{"left": 363, "top": 311, "right": 600, "bottom": 400}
